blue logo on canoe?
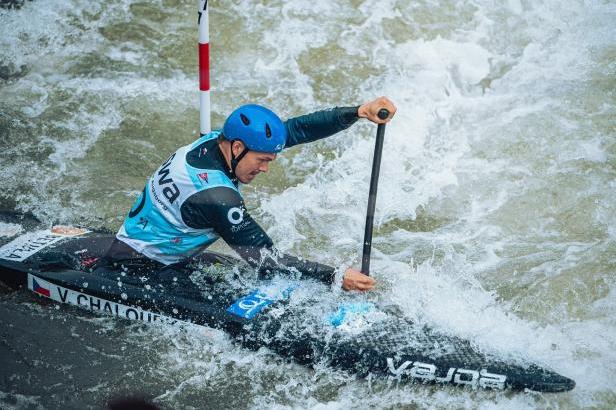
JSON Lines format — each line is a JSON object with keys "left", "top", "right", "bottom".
{"left": 227, "top": 286, "right": 296, "bottom": 319}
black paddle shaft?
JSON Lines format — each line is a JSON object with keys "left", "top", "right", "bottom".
{"left": 361, "top": 108, "right": 390, "bottom": 275}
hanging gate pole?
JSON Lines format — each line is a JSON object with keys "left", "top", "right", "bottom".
{"left": 198, "top": 0, "right": 211, "bottom": 135}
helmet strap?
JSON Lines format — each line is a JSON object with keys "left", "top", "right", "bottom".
{"left": 230, "top": 140, "right": 249, "bottom": 177}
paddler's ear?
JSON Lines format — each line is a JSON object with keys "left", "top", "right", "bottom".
{"left": 231, "top": 140, "right": 246, "bottom": 156}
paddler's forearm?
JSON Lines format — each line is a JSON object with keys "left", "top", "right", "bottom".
{"left": 232, "top": 244, "right": 335, "bottom": 285}
{"left": 256, "top": 252, "right": 336, "bottom": 285}
{"left": 284, "top": 106, "right": 360, "bottom": 148}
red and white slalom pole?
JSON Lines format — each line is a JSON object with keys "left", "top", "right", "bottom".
{"left": 198, "top": 0, "right": 211, "bottom": 135}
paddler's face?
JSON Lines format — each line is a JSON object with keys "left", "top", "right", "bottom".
{"left": 232, "top": 141, "right": 276, "bottom": 184}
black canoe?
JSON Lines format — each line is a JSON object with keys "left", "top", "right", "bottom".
{"left": 0, "top": 211, "right": 575, "bottom": 392}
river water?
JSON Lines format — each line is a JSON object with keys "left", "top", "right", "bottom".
{"left": 0, "top": 0, "right": 614, "bottom": 408}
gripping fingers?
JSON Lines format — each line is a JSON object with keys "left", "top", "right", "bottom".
{"left": 359, "top": 96, "right": 397, "bottom": 124}
{"left": 343, "top": 275, "right": 376, "bottom": 291}
{"left": 357, "top": 276, "right": 376, "bottom": 287}
{"left": 355, "top": 281, "right": 375, "bottom": 291}
{"left": 342, "top": 268, "right": 377, "bottom": 291}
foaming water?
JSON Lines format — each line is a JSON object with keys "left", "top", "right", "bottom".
{"left": 1, "top": 0, "right": 615, "bottom": 408}
{"left": 0, "top": 0, "right": 197, "bottom": 224}
{"left": 259, "top": 0, "right": 615, "bottom": 407}
{"left": 0, "top": 222, "right": 22, "bottom": 237}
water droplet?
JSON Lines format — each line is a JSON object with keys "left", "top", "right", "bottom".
{"left": 121, "top": 293, "right": 127, "bottom": 300}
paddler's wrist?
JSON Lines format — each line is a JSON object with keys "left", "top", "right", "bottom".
{"left": 357, "top": 104, "right": 369, "bottom": 119}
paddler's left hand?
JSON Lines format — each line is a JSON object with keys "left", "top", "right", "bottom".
{"left": 342, "top": 267, "right": 376, "bottom": 291}
{"left": 358, "top": 96, "right": 397, "bottom": 124}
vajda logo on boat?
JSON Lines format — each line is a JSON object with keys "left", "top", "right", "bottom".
{"left": 387, "top": 358, "right": 507, "bottom": 389}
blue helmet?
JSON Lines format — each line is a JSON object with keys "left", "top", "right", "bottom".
{"left": 222, "top": 104, "right": 286, "bottom": 153}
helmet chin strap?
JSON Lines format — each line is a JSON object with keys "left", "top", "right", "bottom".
{"left": 230, "top": 140, "right": 249, "bottom": 177}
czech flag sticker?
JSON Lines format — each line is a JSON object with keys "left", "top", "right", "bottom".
{"left": 32, "top": 278, "right": 51, "bottom": 297}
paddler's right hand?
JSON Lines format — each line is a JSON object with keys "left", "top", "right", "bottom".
{"left": 342, "top": 267, "right": 376, "bottom": 291}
